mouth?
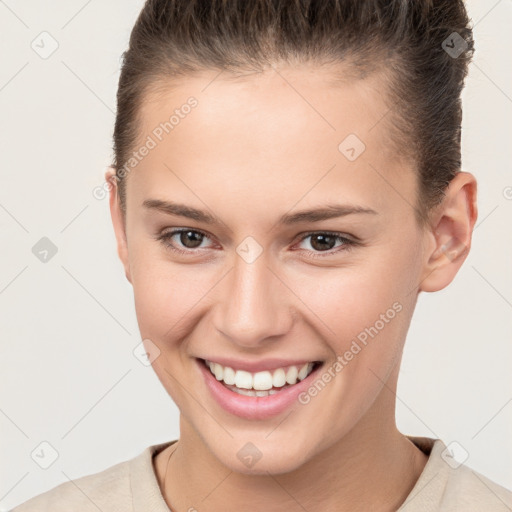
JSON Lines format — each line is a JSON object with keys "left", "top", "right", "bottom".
{"left": 196, "top": 356, "right": 326, "bottom": 419}
{"left": 200, "top": 358, "right": 324, "bottom": 397}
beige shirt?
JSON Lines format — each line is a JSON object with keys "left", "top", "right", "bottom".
{"left": 11, "top": 436, "right": 512, "bottom": 511}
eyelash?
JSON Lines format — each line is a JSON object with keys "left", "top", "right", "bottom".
{"left": 156, "top": 228, "right": 358, "bottom": 259}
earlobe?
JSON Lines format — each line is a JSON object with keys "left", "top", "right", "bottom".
{"left": 419, "top": 172, "right": 478, "bottom": 293}
{"left": 105, "top": 167, "right": 132, "bottom": 284}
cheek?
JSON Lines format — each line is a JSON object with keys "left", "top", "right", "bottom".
{"left": 300, "top": 275, "right": 407, "bottom": 378}
{"left": 299, "top": 245, "right": 418, "bottom": 331}
{"left": 297, "top": 242, "right": 420, "bottom": 375}
{"left": 130, "top": 256, "right": 211, "bottom": 400}
{"left": 131, "top": 257, "right": 210, "bottom": 343}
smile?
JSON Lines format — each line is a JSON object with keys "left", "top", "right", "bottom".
{"left": 204, "top": 359, "right": 321, "bottom": 396}
{"left": 196, "top": 356, "right": 325, "bottom": 419}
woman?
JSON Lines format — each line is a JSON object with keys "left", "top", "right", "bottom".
{"left": 12, "top": 0, "right": 512, "bottom": 510}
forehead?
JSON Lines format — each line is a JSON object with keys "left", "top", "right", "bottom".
{"left": 142, "top": 63, "right": 393, "bottom": 145}
{"left": 126, "top": 63, "right": 415, "bottom": 220}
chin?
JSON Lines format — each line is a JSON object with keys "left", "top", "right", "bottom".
{"left": 213, "top": 442, "right": 312, "bottom": 476}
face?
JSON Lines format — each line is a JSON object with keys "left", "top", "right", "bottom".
{"left": 110, "top": 63, "right": 442, "bottom": 474}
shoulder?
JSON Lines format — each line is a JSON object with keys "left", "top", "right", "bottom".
{"left": 10, "top": 454, "right": 133, "bottom": 512}
{"left": 402, "top": 437, "right": 512, "bottom": 512}
{"left": 440, "top": 462, "right": 512, "bottom": 511}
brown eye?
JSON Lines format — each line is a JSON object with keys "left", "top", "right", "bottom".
{"left": 308, "top": 233, "right": 337, "bottom": 252}
{"left": 157, "top": 228, "right": 211, "bottom": 253}
{"left": 296, "top": 232, "right": 357, "bottom": 259}
{"left": 177, "top": 230, "right": 204, "bottom": 248}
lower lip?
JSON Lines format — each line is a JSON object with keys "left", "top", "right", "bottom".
{"left": 196, "top": 358, "right": 323, "bottom": 421}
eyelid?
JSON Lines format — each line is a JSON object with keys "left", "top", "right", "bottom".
{"left": 156, "top": 227, "right": 359, "bottom": 258}
{"left": 292, "top": 230, "right": 358, "bottom": 258}
{"left": 294, "top": 229, "right": 358, "bottom": 245}
{"left": 157, "top": 227, "right": 215, "bottom": 250}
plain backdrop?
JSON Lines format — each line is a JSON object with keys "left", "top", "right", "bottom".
{"left": 0, "top": 0, "right": 511, "bottom": 509}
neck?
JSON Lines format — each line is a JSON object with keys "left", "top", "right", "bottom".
{"left": 154, "top": 391, "right": 428, "bottom": 511}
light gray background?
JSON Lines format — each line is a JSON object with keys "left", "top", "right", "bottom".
{"left": 1, "top": 0, "right": 511, "bottom": 509}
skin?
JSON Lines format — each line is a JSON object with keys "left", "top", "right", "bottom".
{"left": 106, "top": 62, "right": 477, "bottom": 512}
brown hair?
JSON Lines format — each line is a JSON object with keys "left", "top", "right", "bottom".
{"left": 112, "top": 0, "right": 475, "bottom": 228}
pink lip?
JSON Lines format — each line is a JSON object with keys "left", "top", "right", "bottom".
{"left": 199, "top": 356, "right": 320, "bottom": 373}
{"left": 196, "top": 358, "right": 323, "bottom": 421}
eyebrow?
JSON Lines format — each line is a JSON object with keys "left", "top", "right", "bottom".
{"left": 142, "top": 199, "right": 378, "bottom": 225}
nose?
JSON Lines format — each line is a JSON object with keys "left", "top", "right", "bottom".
{"left": 212, "top": 249, "right": 294, "bottom": 349}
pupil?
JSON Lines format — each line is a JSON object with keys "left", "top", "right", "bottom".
{"left": 181, "top": 231, "right": 203, "bottom": 248}
{"left": 311, "top": 234, "right": 335, "bottom": 251}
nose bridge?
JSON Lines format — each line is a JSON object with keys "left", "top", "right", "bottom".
{"left": 214, "top": 246, "right": 292, "bottom": 347}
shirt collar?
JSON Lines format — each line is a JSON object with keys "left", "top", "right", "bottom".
{"left": 398, "top": 436, "right": 449, "bottom": 511}
{"left": 130, "top": 439, "right": 177, "bottom": 511}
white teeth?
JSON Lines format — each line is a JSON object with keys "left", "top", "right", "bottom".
{"left": 285, "top": 365, "right": 298, "bottom": 384}
{"left": 205, "top": 359, "right": 318, "bottom": 391}
{"left": 234, "top": 370, "right": 253, "bottom": 389}
{"left": 228, "top": 386, "right": 280, "bottom": 397}
{"left": 272, "top": 368, "right": 286, "bottom": 387}
{"left": 298, "top": 363, "right": 313, "bottom": 381}
{"left": 253, "top": 371, "right": 273, "bottom": 391}
{"left": 223, "top": 366, "right": 236, "bottom": 385}
{"left": 213, "top": 363, "right": 223, "bottom": 381}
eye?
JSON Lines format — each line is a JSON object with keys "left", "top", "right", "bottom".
{"left": 294, "top": 231, "right": 357, "bottom": 259}
{"left": 156, "top": 228, "right": 358, "bottom": 258}
{"left": 156, "top": 228, "right": 213, "bottom": 255}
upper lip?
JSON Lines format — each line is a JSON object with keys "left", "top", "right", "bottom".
{"left": 198, "top": 357, "right": 322, "bottom": 373}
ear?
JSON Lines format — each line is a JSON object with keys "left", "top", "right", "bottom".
{"left": 419, "top": 171, "right": 478, "bottom": 293}
{"left": 105, "top": 167, "right": 132, "bottom": 284}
